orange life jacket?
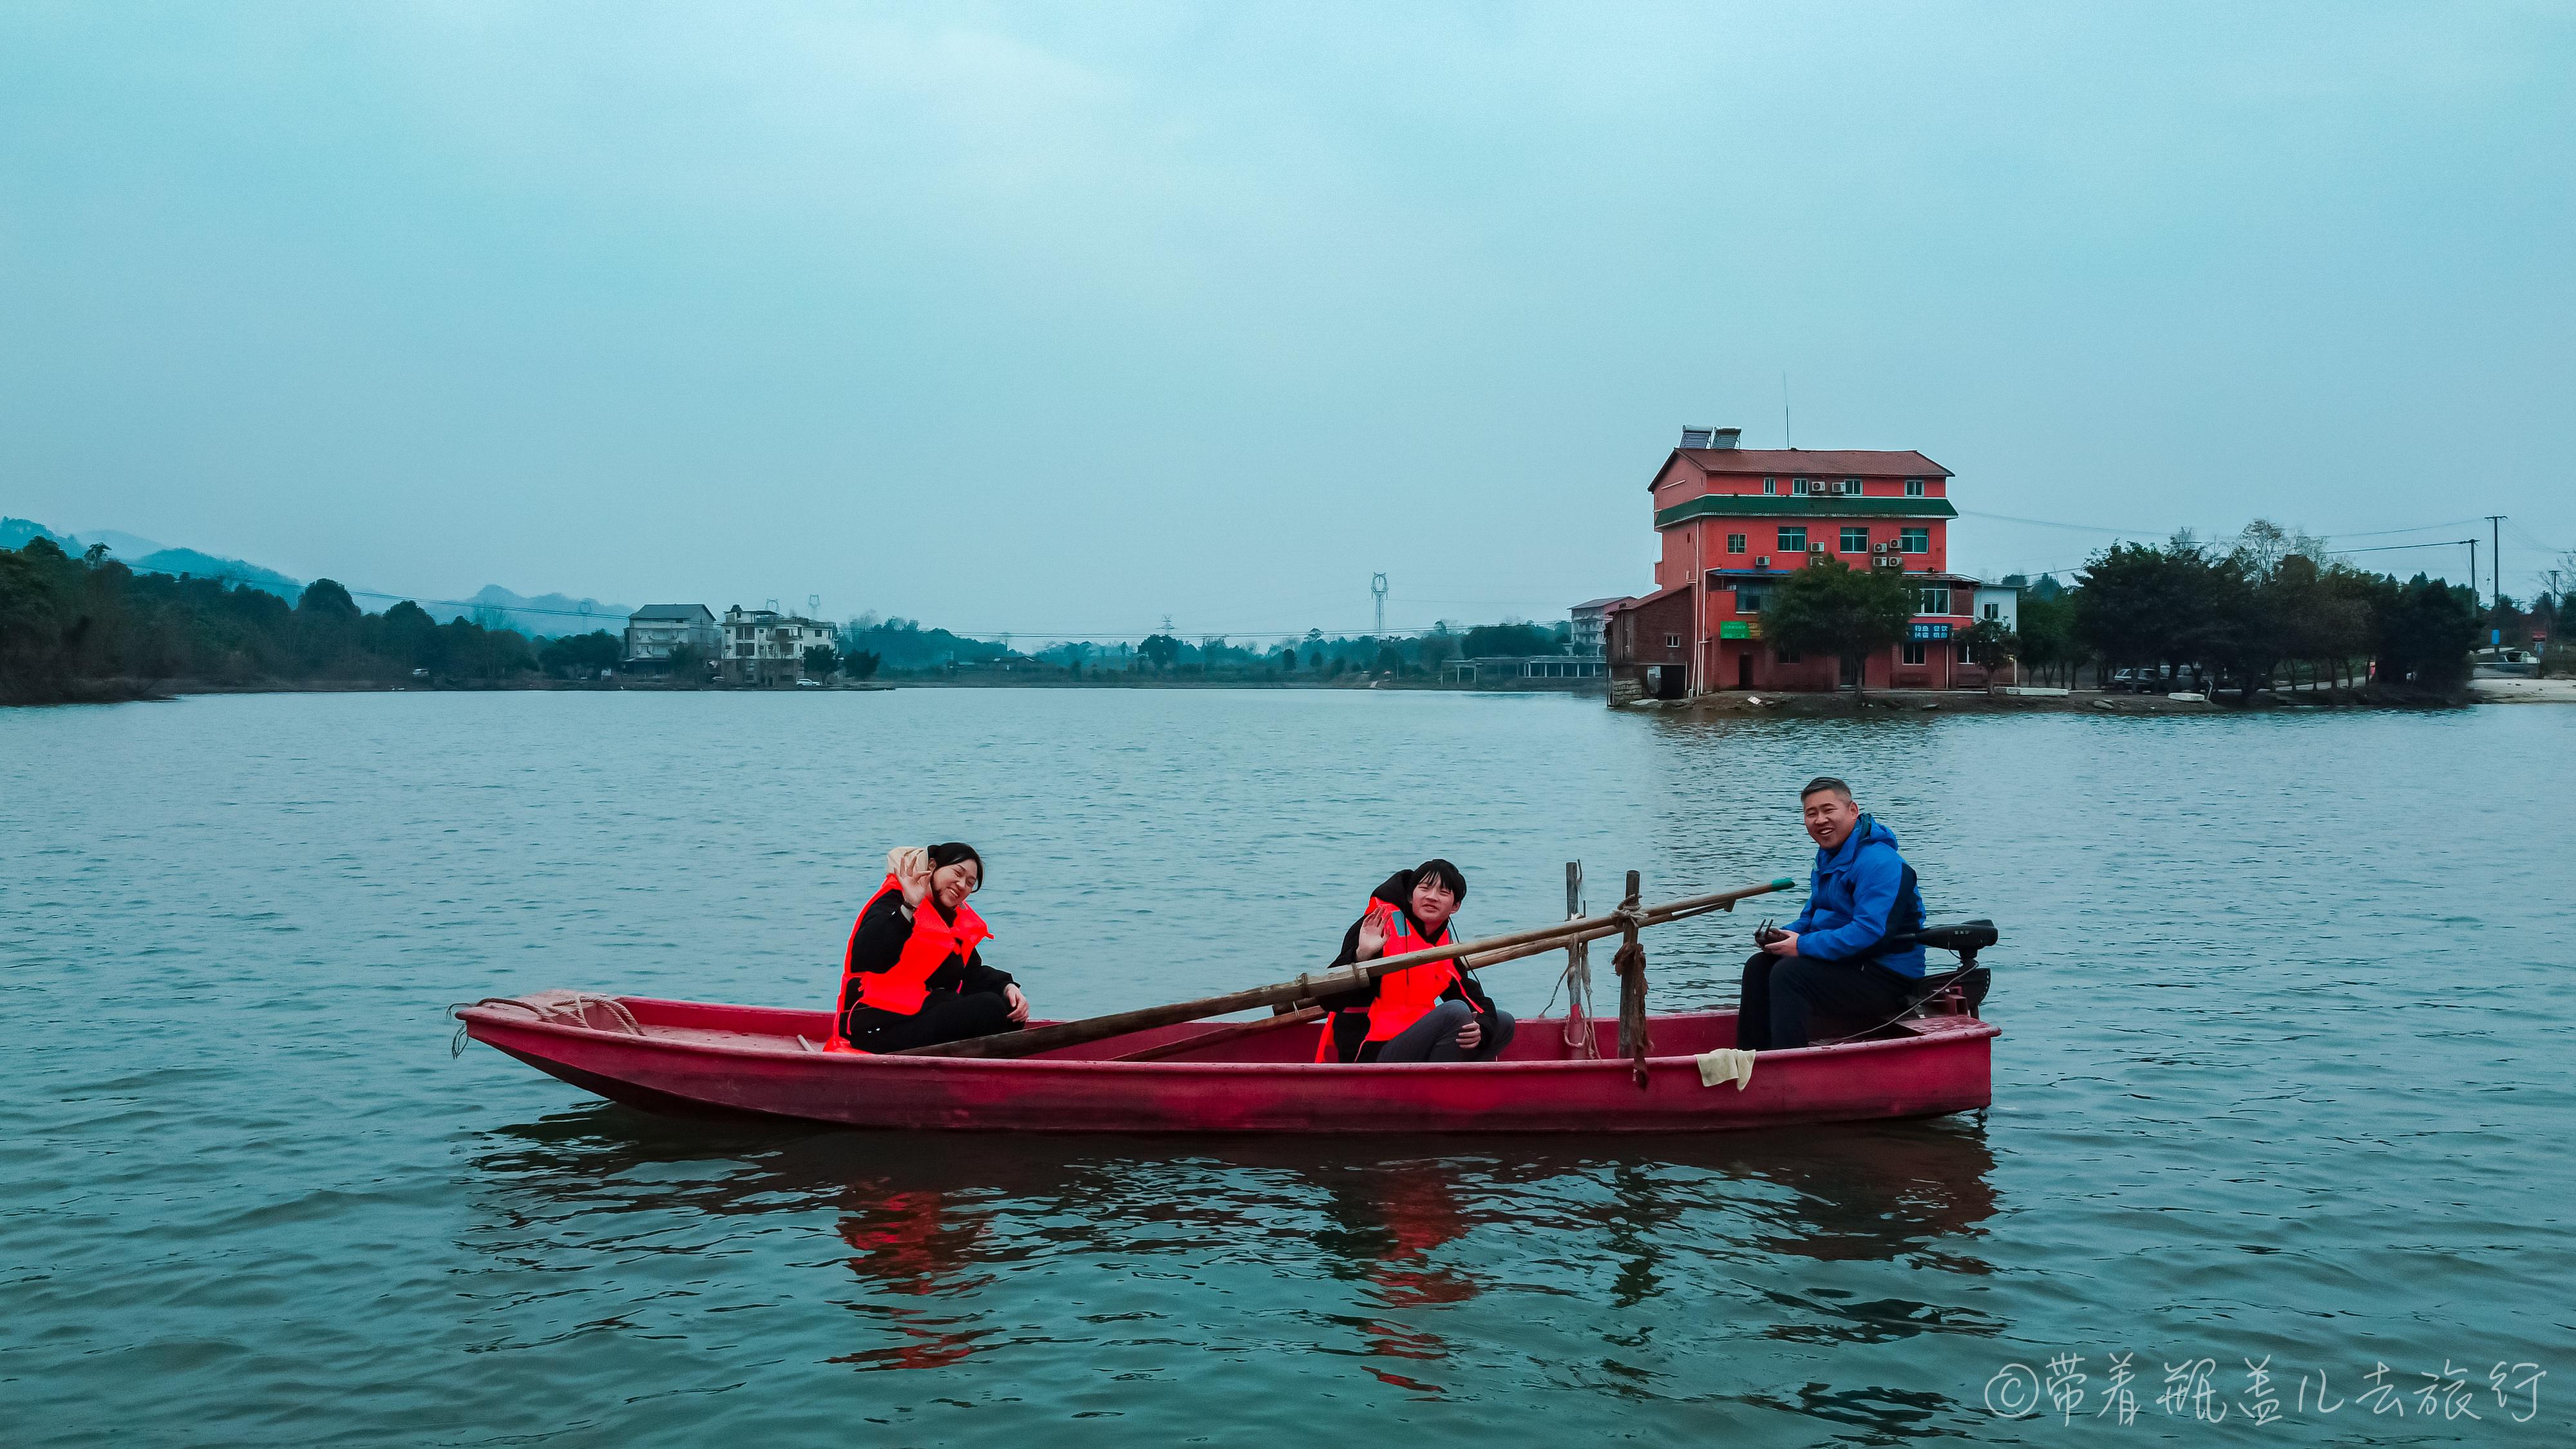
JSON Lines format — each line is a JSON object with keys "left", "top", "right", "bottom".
{"left": 826, "top": 875, "right": 993, "bottom": 1048}
{"left": 1316, "top": 899, "right": 1460, "bottom": 1061}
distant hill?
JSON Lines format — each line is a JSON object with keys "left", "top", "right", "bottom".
{"left": 71, "top": 529, "right": 172, "bottom": 560}
{"left": 1, "top": 517, "right": 70, "bottom": 551}
{"left": 130, "top": 547, "right": 307, "bottom": 603}
{"left": 413, "top": 583, "right": 634, "bottom": 638}
{"left": 4, "top": 515, "right": 630, "bottom": 638}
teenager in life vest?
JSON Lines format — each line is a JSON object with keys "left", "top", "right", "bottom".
{"left": 1313, "top": 860, "right": 1516, "bottom": 1064}
{"left": 829, "top": 842, "right": 1029, "bottom": 1054}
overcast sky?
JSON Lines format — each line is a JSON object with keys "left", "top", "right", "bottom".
{"left": 5, "top": 3, "right": 2570, "bottom": 637}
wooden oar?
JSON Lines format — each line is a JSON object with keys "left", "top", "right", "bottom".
{"left": 1109, "top": 1005, "right": 1327, "bottom": 1063}
{"left": 898, "top": 875, "right": 1797, "bottom": 1061}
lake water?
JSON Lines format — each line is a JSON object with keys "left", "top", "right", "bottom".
{"left": 3, "top": 690, "right": 2568, "bottom": 1444}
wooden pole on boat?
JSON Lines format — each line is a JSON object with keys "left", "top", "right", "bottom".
{"left": 898, "top": 873, "right": 1797, "bottom": 1060}
{"left": 1613, "top": 870, "right": 1651, "bottom": 1087}
{"left": 1563, "top": 861, "right": 1597, "bottom": 1060}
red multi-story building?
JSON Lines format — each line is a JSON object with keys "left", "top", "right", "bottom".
{"left": 1607, "top": 426, "right": 2002, "bottom": 700}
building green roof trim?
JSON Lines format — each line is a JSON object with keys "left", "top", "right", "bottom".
{"left": 1654, "top": 496, "right": 1960, "bottom": 528}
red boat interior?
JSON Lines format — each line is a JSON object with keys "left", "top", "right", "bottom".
{"left": 502, "top": 994, "right": 1933, "bottom": 1065}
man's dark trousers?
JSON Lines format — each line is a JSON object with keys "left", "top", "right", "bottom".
{"left": 1736, "top": 951, "right": 1918, "bottom": 1050}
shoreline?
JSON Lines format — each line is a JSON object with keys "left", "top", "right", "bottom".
{"left": 10, "top": 675, "right": 2561, "bottom": 709}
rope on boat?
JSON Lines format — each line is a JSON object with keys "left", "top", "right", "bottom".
{"left": 1612, "top": 900, "right": 1651, "bottom": 1089}
{"left": 446, "top": 992, "right": 645, "bottom": 1057}
{"left": 1559, "top": 862, "right": 1598, "bottom": 1060}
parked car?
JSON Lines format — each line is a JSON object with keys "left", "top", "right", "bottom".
{"left": 2110, "top": 667, "right": 2173, "bottom": 693}
{"left": 795, "top": 677, "right": 824, "bottom": 688}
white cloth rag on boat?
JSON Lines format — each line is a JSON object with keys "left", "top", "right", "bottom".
{"left": 1695, "top": 1048, "right": 1756, "bottom": 1090}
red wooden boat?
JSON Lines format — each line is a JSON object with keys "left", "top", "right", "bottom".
{"left": 455, "top": 990, "right": 1997, "bottom": 1133}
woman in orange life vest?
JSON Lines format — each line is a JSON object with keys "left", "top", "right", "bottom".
{"left": 1313, "top": 860, "right": 1517, "bottom": 1064}
{"left": 828, "top": 843, "right": 1030, "bottom": 1054}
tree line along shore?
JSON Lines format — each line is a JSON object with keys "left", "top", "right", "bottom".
{"left": 3, "top": 530, "right": 2563, "bottom": 707}
{"left": 1725, "top": 520, "right": 2560, "bottom": 706}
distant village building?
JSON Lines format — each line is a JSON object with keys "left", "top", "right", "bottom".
{"left": 1569, "top": 597, "right": 1627, "bottom": 658}
{"left": 623, "top": 604, "right": 721, "bottom": 671}
{"left": 722, "top": 605, "right": 837, "bottom": 685}
{"left": 1442, "top": 655, "right": 1609, "bottom": 687}
{"left": 1607, "top": 426, "right": 2015, "bottom": 701}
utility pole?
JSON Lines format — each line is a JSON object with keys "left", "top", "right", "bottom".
{"left": 2485, "top": 515, "right": 2505, "bottom": 611}
{"left": 2468, "top": 538, "right": 2477, "bottom": 601}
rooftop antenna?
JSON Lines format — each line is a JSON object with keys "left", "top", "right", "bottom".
{"left": 1371, "top": 573, "right": 1388, "bottom": 636}
{"left": 807, "top": 593, "right": 821, "bottom": 620}
{"left": 1783, "top": 371, "right": 1791, "bottom": 450}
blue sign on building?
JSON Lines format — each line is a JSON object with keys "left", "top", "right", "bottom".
{"left": 1909, "top": 622, "right": 1952, "bottom": 641}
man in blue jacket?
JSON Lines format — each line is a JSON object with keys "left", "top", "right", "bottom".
{"left": 1738, "top": 776, "right": 1929, "bottom": 1050}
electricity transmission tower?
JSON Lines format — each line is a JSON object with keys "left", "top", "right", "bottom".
{"left": 1371, "top": 574, "right": 1388, "bottom": 636}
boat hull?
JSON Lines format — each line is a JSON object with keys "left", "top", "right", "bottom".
{"left": 459, "top": 994, "right": 1996, "bottom": 1134}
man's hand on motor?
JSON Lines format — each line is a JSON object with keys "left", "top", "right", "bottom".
{"left": 1761, "top": 930, "right": 1800, "bottom": 958}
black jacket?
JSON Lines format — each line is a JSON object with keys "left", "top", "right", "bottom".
{"left": 840, "top": 889, "right": 1014, "bottom": 1019}
{"left": 1315, "top": 869, "right": 1497, "bottom": 1063}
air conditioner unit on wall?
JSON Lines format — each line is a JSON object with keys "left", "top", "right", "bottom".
{"left": 1755, "top": 555, "right": 1770, "bottom": 568}
{"left": 1809, "top": 542, "right": 1827, "bottom": 553}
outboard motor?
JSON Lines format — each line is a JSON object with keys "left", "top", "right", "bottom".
{"left": 1889, "top": 920, "right": 1996, "bottom": 1017}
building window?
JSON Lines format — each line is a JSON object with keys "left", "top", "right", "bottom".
{"left": 1901, "top": 527, "right": 1929, "bottom": 554}
{"left": 1957, "top": 643, "right": 1975, "bottom": 663}
{"left": 1726, "top": 532, "right": 1747, "bottom": 554}
{"left": 1738, "top": 588, "right": 1767, "bottom": 614}
{"left": 1791, "top": 478, "right": 1809, "bottom": 495}
{"left": 1916, "top": 585, "right": 1952, "bottom": 615}
{"left": 1763, "top": 477, "right": 1777, "bottom": 495}
{"left": 1775, "top": 647, "right": 1803, "bottom": 663}
{"left": 1843, "top": 478, "right": 1861, "bottom": 495}
{"left": 1905, "top": 478, "right": 1926, "bottom": 497}
{"left": 1665, "top": 634, "right": 1682, "bottom": 649}
{"left": 1984, "top": 601, "right": 2000, "bottom": 621}
{"left": 1902, "top": 642, "right": 1928, "bottom": 665}
{"left": 1778, "top": 526, "right": 1808, "bottom": 553}
{"left": 1840, "top": 527, "right": 1870, "bottom": 553}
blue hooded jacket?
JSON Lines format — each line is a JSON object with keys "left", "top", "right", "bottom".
{"left": 1786, "top": 814, "right": 1927, "bottom": 976}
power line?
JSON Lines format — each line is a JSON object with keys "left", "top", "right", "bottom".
{"left": 2337, "top": 540, "right": 2473, "bottom": 556}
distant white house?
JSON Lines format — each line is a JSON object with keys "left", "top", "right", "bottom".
{"left": 625, "top": 604, "right": 721, "bottom": 670}
{"left": 1971, "top": 583, "right": 2019, "bottom": 632}
{"left": 723, "top": 605, "right": 838, "bottom": 684}
{"left": 1570, "top": 597, "right": 1629, "bottom": 659}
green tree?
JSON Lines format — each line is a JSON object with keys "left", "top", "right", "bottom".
{"left": 1960, "top": 619, "right": 2018, "bottom": 677}
{"left": 1462, "top": 621, "right": 1564, "bottom": 658}
{"left": 2372, "top": 574, "right": 2479, "bottom": 692}
{"left": 540, "top": 630, "right": 623, "bottom": 677}
{"left": 844, "top": 649, "right": 882, "bottom": 681}
{"left": 1138, "top": 633, "right": 1182, "bottom": 672}
{"left": 2014, "top": 593, "right": 2079, "bottom": 686}
{"left": 1761, "top": 559, "right": 1916, "bottom": 699}
{"left": 664, "top": 641, "right": 708, "bottom": 685}
{"left": 802, "top": 643, "right": 840, "bottom": 680}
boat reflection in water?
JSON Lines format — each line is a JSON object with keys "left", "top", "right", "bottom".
{"left": 460, "top": 1106, "right": 1998, "bottom": 1416}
